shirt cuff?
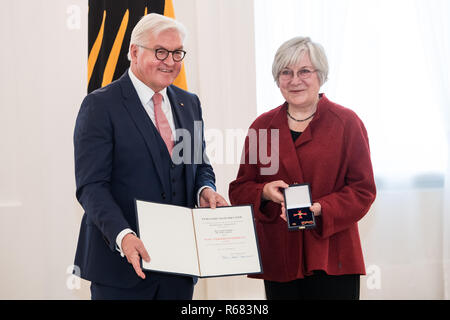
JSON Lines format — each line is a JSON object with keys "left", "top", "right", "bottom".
{"left": 115, "top": 228, "right": 136, "bottom": 257}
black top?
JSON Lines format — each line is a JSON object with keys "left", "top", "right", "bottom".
{"left": 290, "top": 130, "right": 302, "bottom": 142}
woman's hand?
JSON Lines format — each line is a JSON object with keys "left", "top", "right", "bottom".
{"left": 262, "top": 180, "right": 289, "bottom": 204}
{"left": 280, "top": 202, "right": 322, "bottom": 222}
{"left": 310, "top": 202, "right": 322, "bottom": 216}
{"left": 262, "top": 181, "right": 322, "bottom": 221}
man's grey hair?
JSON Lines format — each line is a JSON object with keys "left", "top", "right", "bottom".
{"left": 272, "top": 36, "right": 329, "bottom": 87}
{"left": 127, "top": 13, "right": 187, "bottom": 61}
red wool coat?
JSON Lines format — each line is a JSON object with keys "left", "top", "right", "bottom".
{"left": 229, "top": 94, "right": 376, "bottom": 282}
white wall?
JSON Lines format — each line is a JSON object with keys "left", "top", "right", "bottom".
{"left": 359, "top": 188, "right": 444, "bottom": 299}
{"left": 0, "top": 0, "right": 89, "bottom": 299}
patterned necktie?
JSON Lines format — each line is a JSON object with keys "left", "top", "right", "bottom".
{"left": 152, "top": 92, "right": 174, "bottom": 156}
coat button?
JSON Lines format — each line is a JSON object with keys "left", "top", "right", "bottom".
{"left": 161, "top": 192, "right": 166, "bottom": 199}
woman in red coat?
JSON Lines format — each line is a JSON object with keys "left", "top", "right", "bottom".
{"left": 229, "top": 37, "right": 376, "bottom": 300}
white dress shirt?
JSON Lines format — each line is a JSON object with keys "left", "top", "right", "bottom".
{"left": 115, "top": 69, "right": 212, "bottom": 257}
{"left": 128, "top": 68, "right": 176, "bottom": 134}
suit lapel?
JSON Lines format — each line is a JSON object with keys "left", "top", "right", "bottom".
{"left": 167, "top": 86, "right": 194, "bottom": 142}
{"left": 118, "top": 72, "right": 168, "bottom": 193}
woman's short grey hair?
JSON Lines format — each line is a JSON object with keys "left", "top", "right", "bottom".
{"left": 272, "top": 37, "right": 329, "bottom": 86}
{"left": 127, "top": 13, "right": 187, "bottom": 61}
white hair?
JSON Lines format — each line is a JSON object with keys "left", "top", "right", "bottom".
{"left": 127, "top": 13, "right": 187, "bottom": 61}
{"left": 272, "top": 37, "right": 329, "bottom": 86}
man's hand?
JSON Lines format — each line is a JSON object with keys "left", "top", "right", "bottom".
{"left": 121, "top": 233, "right": 150, "bottom": 279}
{"left": 199, "top": 187, "right": 229, "bottom": 208}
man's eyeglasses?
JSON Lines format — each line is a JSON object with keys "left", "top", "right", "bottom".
{"left": 279, "top": 68, "right": 317, "bottom": 81}
{"left": 137, "top": 45, "right": 186, "bottom": 62}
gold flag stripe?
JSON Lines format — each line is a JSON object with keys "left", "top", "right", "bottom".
{"left": 173, "top": 62, "right": 188, "bottom": 90}
{"left": 164, "top": 0, "right": 187, "bottom": 90}
{"left": 164, "top": 0, "right": 175, "bottom": 18}
{"left": 102, "top": 9, "right": 129, "bottom": 87}
{"left": 87, "top": 10, "right": 106, "bottom": 85}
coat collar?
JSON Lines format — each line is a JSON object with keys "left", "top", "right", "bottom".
{"left": 266, "top": 94, "right": 329, "bottom": 183}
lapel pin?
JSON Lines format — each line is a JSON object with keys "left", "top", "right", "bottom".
{"left": 179, "top": 102, "right": 184, "bottom": 107}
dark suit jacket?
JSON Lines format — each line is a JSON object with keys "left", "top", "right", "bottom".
{"left": 73, "top": 71, "right": 216, "bottom": 288}
{"left": 229, "top": 94, "right": 376, "bottom": 282}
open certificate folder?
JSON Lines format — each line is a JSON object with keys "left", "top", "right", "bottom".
{"left": 135, "top": 200, "right": 262, "bottom": 278}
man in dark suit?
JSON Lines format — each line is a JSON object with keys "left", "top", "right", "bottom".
{"left": 73, "top": 13, "right": 227, "bottom": 300}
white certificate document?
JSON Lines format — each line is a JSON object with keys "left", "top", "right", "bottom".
{"left": 192, "top": 206, "right": 261, "bottom": 277}
{"left": 135, "top": 200, "right": 262, "bottom": 278}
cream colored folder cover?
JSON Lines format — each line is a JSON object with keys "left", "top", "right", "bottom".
{"left": 135, "top": 200, "right": 262, "bottom": 278}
